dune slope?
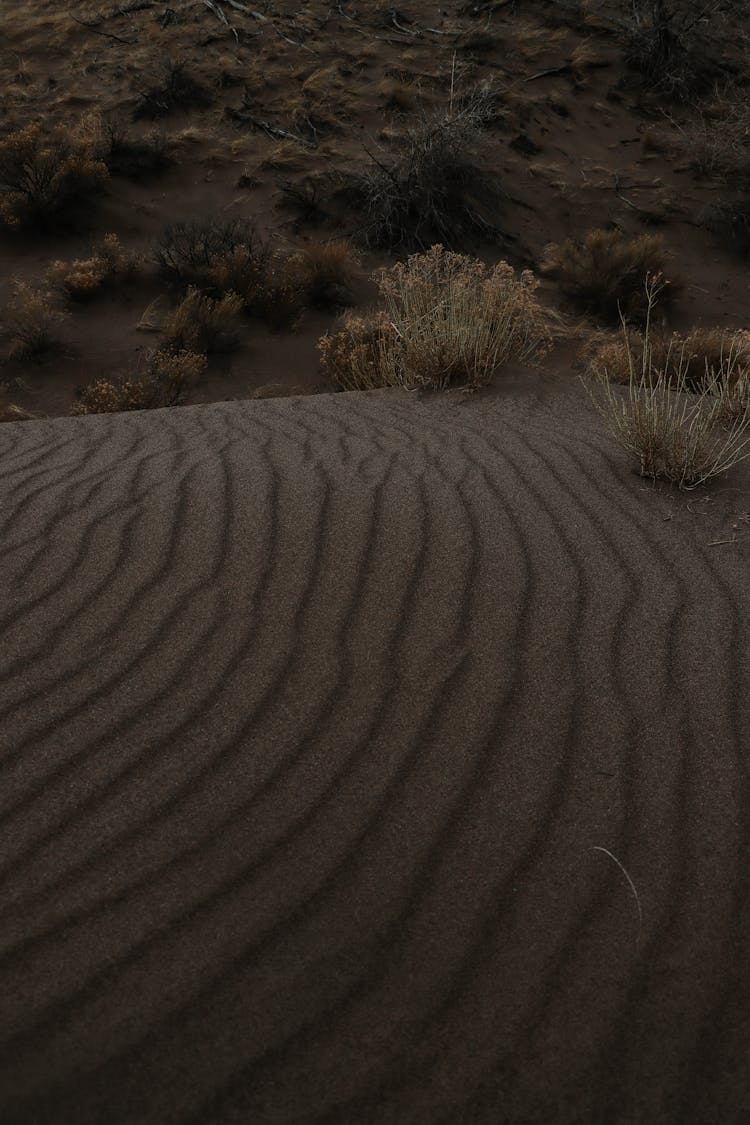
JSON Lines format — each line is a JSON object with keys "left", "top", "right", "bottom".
{"left": 1, "top": 384, "right": 749, "bottom": 1123}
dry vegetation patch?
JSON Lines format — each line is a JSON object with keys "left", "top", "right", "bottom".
{"left": 161, "top": 288, "right": 244, "bottom": 353}
{"left": 345, "top": 88, "right": 502, "bottom": 250}
{"left": 541, "top": 229, "right": 681, "bottom": 322}
{"left": 73, "top": 349, "right": 207, "bottom": 415}
{"left": 585, "top": 285, "right": 750, "bottom": 486}
{"left": 0, "top": 121, "right": 108, "bottom": 229}
{"left": 4, "top": 281, "right": 69, "bottom": 360}
{"left": 320, "top": 245, "right": 551, "bottom": 392}
{"left": 46, "top": 234, "right": 143, "bottom": 301}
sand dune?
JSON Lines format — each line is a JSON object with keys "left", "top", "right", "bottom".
{"left": 1, "top": 382, "right": 750, "bottom": 1124}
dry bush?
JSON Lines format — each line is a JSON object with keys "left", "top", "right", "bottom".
{"left": 5, "top": 281, "right": 69, "bottom": 359}
{"left": 245, "top": 253, "right": 306, "bottom": 330}
{"left": 149, "top": 348, "right": 208, "bottom": 402}
{"left": 155, "top": 218, "right": 269, "bottom": 294}
{"left": 319, "top": 245, "right": 551, "bottom": 391}
{"left": 101, "top": 116, "right": 172, "bottom": 177}
{"left": 318, "top": 312, "right": 396, "bottom": 391}
{"left": 46, "top": 234, "right": 143, "bottom": 300}
{"left": 161, "top": 288, "right": 243, "bottom": 353}
{"left": 0, "top": 122, "right": 108, "bottom": 229}
{"left": 673, "top": 91, "right": 750, "bottom": 184}
{"left": 611, "top": 0, "right": 726, "bottom": 101}
{"left": 72, "top": 377, "right": 160, "bottom": 415}
{"left": 587, "top": 325, "right": 750, "bottom": 390}
{"left": 134, "top": 60, "right": 213, "bottom": 120}
{"left": 346, "top": 89, "right": 501, "bottom": 250}
{"left": 72, "top": 349, "right": 207, "bottom": 415}
{"left": 585, "top": 283, "right": 750, "bottom": 486}
{"left": 702, "top": 197, "right": 750, "bottom": 257}
{"left": 541, "top": 229, "right": 681, "bottom": 322}
{"left": 287, "top": 239, "right": 358, "bottom": 308}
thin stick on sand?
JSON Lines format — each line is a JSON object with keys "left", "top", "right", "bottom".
{"left": 592, "top": 846, "right": 643, "bottom": 942}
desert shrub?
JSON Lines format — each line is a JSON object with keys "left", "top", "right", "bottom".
{"left": 587, "top": 325, "right": 750, "bottom": 390}
{"left": 72, "top": 377, "right": 160, "bottom": 415}
{"left": 149, "top": 348, "right": 208, "bottom": 402}
{"left": 346, "top": 91, "right": 501, "bottom": 250}
{"left": 702, "top": 198, "right": 750, "bottom": 258}
{"left": 72, "top": 348, "right": 207, "bottom": 415}
{"left": 585, "top": 284, "right": 750, "bottom": 486}
{"left": 319, "top": 245, "right": 550, "bottom": 391}
{"left": 5, "top": 281, "right": 69, "bottom": 359}
{"left": 134, "top": 60, "right": 213, "bottom": 120}
{"left": 683, "top": 94, "right": 750, "bottom": 184}
{"left": 612, "top": 0, "right": 725, "bottom": 101}
{"left": 541, "top": 229, "right": 680, "bottom": 322}
{"left": 287, "top": 239, "right": 358, "bottom": 309}
{"left": 47, "top": 234, "right": 143, "bottom": 300}
{"left": 161, "top": 288, "right": 243, "bottom": 352}
{"left": 102, "top": 116, "right": 172, "bottom": 177}
{"left": 245, "top": 253, "right": 306, "bottom": 330}
{"left": 318, "top": 312, "right": 396, "bottom": 391}
{"left": 155, "top": 218, "right": 269, "bottom": 294}
{"left": 0, "top": 122, "right": 108, "bottom": 229}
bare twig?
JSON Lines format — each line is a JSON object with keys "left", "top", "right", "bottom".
{"left": 70, "top": 16, "right": 136, "bottom": 44}
{"left": 593, "top": 846, "right": 643, "bottom": 941}
{"left": 525, "top": 64, "right": 571, "bottom": 83}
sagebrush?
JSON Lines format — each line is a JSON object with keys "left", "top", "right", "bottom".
{"left": 319, "top": 245, "right": 551, "bottom": 391}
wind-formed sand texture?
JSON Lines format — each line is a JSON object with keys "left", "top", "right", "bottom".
{"left": 1, "top": 384, "right": 750, "bottom": 1123}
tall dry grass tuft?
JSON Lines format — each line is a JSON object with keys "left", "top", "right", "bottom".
{"left": 319, "top": 245, "right": 551, "bottom": 392}
{"left": 584, "top": 281, "right": 750, "bottom": 487}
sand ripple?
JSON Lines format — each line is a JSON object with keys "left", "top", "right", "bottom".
{"left": 1, "top": 387, "right": 749, "bottom": 1124}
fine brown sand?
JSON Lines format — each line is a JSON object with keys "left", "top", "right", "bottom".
{"left": 2, "top": 378, "right": 750, "bottom": 1123}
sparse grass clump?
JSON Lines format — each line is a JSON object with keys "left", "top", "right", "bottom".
{"left": 47, "top": 234, "right": 143, "bottom": 301}
{"left": 5, "top": 281, "right": 69, "bottom": 360}
{"left": 320, "top": 245, "right": 550, "bottom": 391}
{"left": 72, "top": 348, "right": 207, "bottom": 415}
{"left": 161, "top": 288, "right": 244, "bottom": 353}
{"left": 0, "top": 122, "right": 108, "bottom": 229}
{"left": 347, "top": 91, "right": 501, "bottom": 250}
{"left": 585, "top": 283, "right": 750, "bottom": 487}
{"left": 541, "top": 229, "right": 680, "bottom": 322}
